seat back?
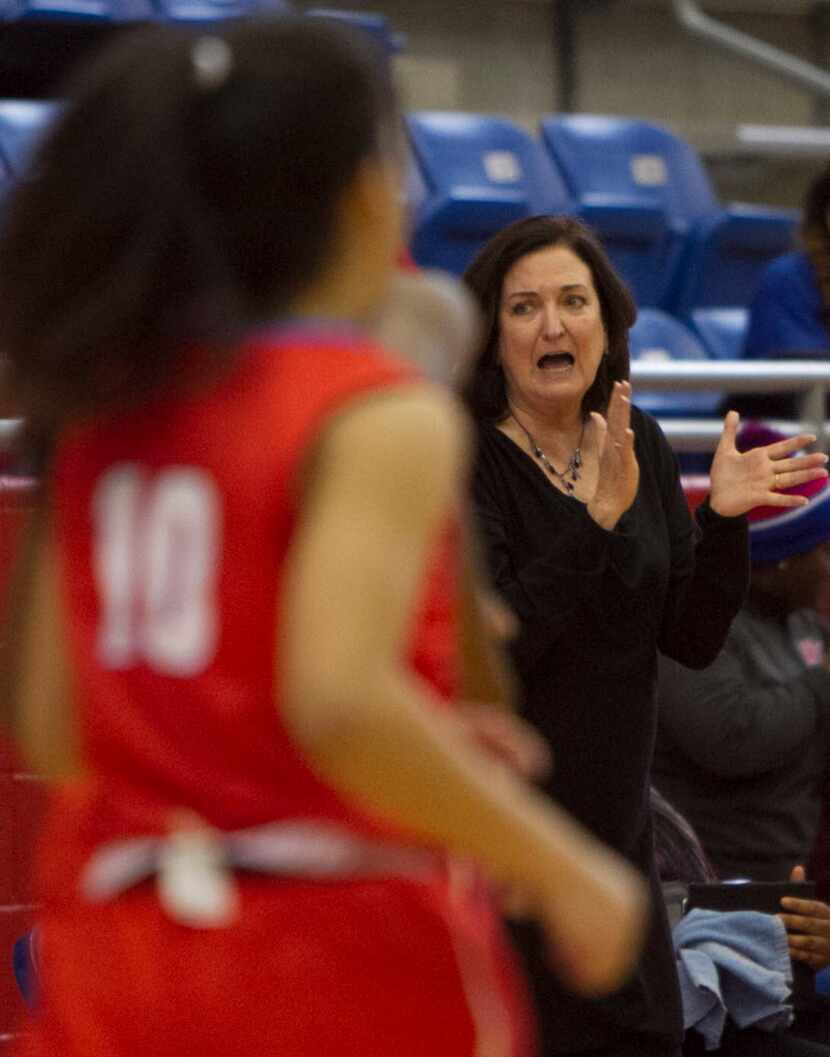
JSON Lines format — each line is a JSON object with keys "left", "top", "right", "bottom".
{"left": 540, "top": 114, "right": 798, "bottom": 315}
{"left": 153, "top": 0, "right": 288, "bottom": 21}
{"left": 629, "top": 308, "right": 721, "bottom": 418}
{"left": 540, "top": 114, "right": 707, "bottom": 306}
{"left": 690, "top": 308, "right": 749, "bottom": 361}
{"left": 669, "top": 204, "right": 798, "bottom": 317}
{"left": 407, "top": 111, "right": 573, "bottom": 275}
{"left": 306, "top": 8, "right": 403, "bottom": 52}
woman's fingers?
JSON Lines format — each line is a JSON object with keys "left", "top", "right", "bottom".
{"left": 606, "top": 381, "right": 631, "bottom": 441}
{"left": 760, "top": 491, "right": 811, "bottom": 509}
{"left": 763, "top": 432, "right": 818, "bottom": 460}
{"left": 770, "top": 453, "right": 828, "bottom": 474}
{"left": 717, "top": 410, "right": 740, "bottom": 453}
{"left": 772, "top": 466, "right": 829, "bottom": 491}
{"left": 589, "top": 411, "right": 608, "bottom": 457}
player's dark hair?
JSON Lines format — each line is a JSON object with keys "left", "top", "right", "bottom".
{"left": 0, "top": 16, "right": 398, "bottom": 444}
{"left": 460, "top": 214, "right": 635, "bottom": 423}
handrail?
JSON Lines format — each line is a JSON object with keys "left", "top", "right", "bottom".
{"left": 1, "top": 357, "right": 829, "bottom": 456}
{"left": 671, "top": 0, "right": 830, "bottom": 101}
{"left": 631, "top": 360, "right": 830, "bottom": 393}
{"left": 631, "top": 358, "right": 830, "bottom": 453}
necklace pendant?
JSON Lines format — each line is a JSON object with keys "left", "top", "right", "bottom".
{"left": 565, "top": 480, "right": 575, "bottom": 494}
{"left": 572, "top": 448, "right": 582, "bottom": 469}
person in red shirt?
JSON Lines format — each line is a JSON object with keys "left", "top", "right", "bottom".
{"left": 1, "top": 18, "right": 645, "bottom": 1057}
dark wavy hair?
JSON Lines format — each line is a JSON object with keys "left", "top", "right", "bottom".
{"left": 801, "top": 166, "right": 830, "bottom": 326}
{"left": 459, "top": 215, "right": 636, "bottom": 422}
{"left": 0, "top": 16, "right": 398, "bottom": 447}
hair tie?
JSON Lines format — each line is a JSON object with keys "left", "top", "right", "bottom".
{"left": 191, "top": 36, "right": 233, "bottom": 91}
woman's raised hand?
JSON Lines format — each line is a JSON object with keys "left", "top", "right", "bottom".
{"left": 709, "top": 411, "right": 829, "bottom": 518}
{"left": 587, "top": 381, "right": 640, "bottom": 531}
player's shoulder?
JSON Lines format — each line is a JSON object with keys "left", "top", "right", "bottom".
{"left": 253, "top": 326, "right": 415, "bottom": 386}
{"left": 327, "top": 382, "right": 469, "bottom": 467}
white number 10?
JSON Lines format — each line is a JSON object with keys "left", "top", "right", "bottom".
{"left": 92, "top": 465, "right": 221, "bottom": 677}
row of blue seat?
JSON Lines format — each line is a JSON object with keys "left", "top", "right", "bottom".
{"left": 0, "top": 98, "right": 752, "bottom": 416}
{"left": 0, "top": 1, "right": 404, "bottom": 54}
{"left": 0, "top": 0, "right": 289, "bottom": 22}
{"left": 407, "top": 112, "right": 796, "bottom": 326}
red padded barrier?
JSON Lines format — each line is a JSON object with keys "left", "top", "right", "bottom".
{"left": 0, "top": 477, "right": 40, "bottom": 1045}
{"left": 680, "top": 474, "right": 709, "bottom": 514}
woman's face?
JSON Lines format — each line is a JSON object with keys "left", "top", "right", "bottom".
{"left": 497, "top": 243, "right": 607, "bottom": 417}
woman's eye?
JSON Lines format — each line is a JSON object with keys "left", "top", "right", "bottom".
{"left": 509, "top": 302, "right": 533, "bottom": 316}
{"left": 564, "top": 295, "right": 587, "bottom": 309}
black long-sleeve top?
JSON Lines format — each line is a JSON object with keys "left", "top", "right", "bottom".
{"left": 653, "top": 604, "right": 830, "bottom": 882}
{"left": 471, "top": 406, "right": 749, "bottom": 1055}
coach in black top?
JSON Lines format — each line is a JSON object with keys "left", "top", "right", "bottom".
{"left": 460, "top": 215, "right": 828, "bottom": 1057}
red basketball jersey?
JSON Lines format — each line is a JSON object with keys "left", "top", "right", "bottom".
{"left": 45, "top": 326, "right": 455, "bottom": 890}
{"left": 19, "top": 326, "right": 537, "bottom": 1057}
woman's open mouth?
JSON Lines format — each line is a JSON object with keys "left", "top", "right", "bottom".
{"left": 537, "top": 352, "right": 574, "bottom": 372}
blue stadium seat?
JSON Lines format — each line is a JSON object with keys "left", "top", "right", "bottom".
{"left": 672, "top": 203, "right": 798, "bottom": 319}
{"left": 629, "top": 308, "right": 722, "bottom": 417}
{"left": 539, "top": 114, "right": 797, "bottom": 316}
{"left": 306, "top": 8, "right": 403, "bottom": 53}
{"left": 0, "top": 0, "right": 155, "bottom": 18}
{"left": 0, "top": 0, "right": 287, "bottom": 20}
{"left": 539, "top": 115, "right": 677, "bottom": 307}
{"left": 0, "top": 99, "right": 58, "bottom": 179}
{"left": 152, "top": 0, "right": 288, "bottom": 21}
{"left": 407, "top": 111, "right": 573, "bottom": 276}
{"left": 690, "top": 307, "right": 749, "bottom": 361}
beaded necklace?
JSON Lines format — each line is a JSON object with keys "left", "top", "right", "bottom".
{"left": 510, "top": 410, "right": 585, "bottom": 494}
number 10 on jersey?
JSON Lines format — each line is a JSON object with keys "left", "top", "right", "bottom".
{"left": 92, "top": 464, "right": 222, "bottom": 677}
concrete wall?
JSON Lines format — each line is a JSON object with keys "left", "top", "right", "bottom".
{"left": 300, "top": 0, "right": 830, "bottom": 206}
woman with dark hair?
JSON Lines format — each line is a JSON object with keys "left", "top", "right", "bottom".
{"left": 743, "top": 166, "right": 830, "bottom": 362}
{"left": 461, "top": 214, "right": 828, "bottom": 1057}
{"left": 0, "top": 27, "right": 648, "bottom": 1057}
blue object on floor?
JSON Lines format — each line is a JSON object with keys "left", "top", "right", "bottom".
{"left": 13, "top": 930, "right": 38, "bottom": 1009}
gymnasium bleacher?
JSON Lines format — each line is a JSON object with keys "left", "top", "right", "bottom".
{"left": 0, "top": 2, "right": 826, "bottom": 1048}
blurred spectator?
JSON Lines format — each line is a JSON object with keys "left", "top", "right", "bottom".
{"left": 654, "top": 424, "right": 830, "bottom": 883}
{"left": 744, "top": 167, "right": 830, "bottom": 363}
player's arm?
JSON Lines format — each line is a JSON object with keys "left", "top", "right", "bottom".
{"left": 6, "top": 509, "right": 80, "bottom": 779}
{"left": 279, "top": 383, "right": 646, "bottom": 997}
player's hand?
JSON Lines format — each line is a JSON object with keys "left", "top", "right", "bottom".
{"left": 779, "top": 864, "right": 830, "bottom": 971}
{"left": 539, "top": 842, "right": 647, "bottom": 996}
{"left": 586, "top": 381, "right": 639, "bottom": 531}
{"left": 709, "top": 413, "right": 828, "bottom": 518}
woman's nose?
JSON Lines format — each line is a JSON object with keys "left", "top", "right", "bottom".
{"left": 541, "top": 302, "right": 565, "bottom": 339}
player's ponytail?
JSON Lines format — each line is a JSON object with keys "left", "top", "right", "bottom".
{"left": 0, "top": 16, "right": 398, "bottom": 445}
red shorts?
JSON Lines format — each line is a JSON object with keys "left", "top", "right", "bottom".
{"left": 15, "top": 870, "right": 536, "bottom": 1057}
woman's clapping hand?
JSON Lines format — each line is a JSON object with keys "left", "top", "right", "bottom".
{"left": 587, "top": 381, "right": 639, "bottom": 531}
{"left": 709, "top": 411, "right": 829, "bottom": 518}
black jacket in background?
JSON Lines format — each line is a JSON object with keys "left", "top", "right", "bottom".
{"left": 654, "top": 604, "right": 830, "bottom": 882}
{"left": 471, "top": 406, "right": 749, "bottom": 1055}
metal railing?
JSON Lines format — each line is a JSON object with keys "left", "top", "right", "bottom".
{"left": 0, "top": 360, "right": 829, "bottom": 456}
{"left": 671, "top": 0, "right": 830, "bottom": 101}
{"left": 631, "top": 359, "right": 830, "bottom": 452}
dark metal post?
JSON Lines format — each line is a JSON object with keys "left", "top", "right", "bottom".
{"left": 553, "top": 0, "right": 577, "bottom": 113}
